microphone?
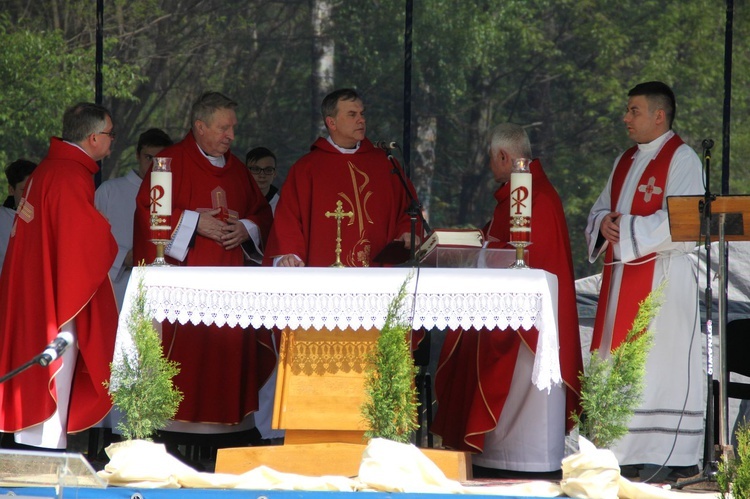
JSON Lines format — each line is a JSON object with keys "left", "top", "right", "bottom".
{"left": 374, "top": 141, "right": 399, "bottom": 152}
{"left": 38, "top": 332, "right": 74, "bottom": 367}
{"left": 702, "top": 139, "right": 714, "bottom": 150}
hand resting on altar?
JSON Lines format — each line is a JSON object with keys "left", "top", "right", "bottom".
{"left": 276, "top": 254, "right": 305, "bottom": 267}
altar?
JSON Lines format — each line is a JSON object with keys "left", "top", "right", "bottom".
{"left": 116, "top": 266, "right": 560, "bottom": 391}
{"left": 114, "top": 266, "right": 560, "bottom": 479}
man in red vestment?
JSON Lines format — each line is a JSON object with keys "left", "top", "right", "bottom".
{"left": 263, "top": 88, "right": 418, "bottom": 267}
{"left": 432, "top": 123, "right": 583, "bottom": 476}
{"left": 133, "top": 92, "right": 274, "bottom": 437}
{"left": 0, "top": 102, "right": 119, "bottom": 450}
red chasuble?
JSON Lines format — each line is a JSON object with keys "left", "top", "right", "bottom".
{"left": 0, "top": 138, "right": 118, "bottom": 433}
{"left": 133, "top": 133, "right": 275, "bottom": 424}
{"left": 263, "top": 138, "right": 416, "bottom": 267}
{"left": 432, "top": 159, "right": 583, "bottom": 452}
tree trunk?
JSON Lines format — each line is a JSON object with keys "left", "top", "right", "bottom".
{"left": 413, "top": 82, "right": 437, "bottom": 223}
{"left": 310, "top": 0, "right": 334, "bottom": 141}
{"left": 457, "top": 74, "right": 493, "bottom": 226}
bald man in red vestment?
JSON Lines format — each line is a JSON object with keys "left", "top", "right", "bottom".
{"left": 263, "top": 88, "right": 419, "bottom": 267}
{"left": 133, "top": 92, "right": 273, "bottom": 436}
{"left": 432, "top": 123, "right": 582, "bottom": 476}
{"left": 0, "top": 102, "right": 119, "bottom": 449}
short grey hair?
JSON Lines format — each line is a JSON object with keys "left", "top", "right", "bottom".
{"left": 489, "top": 123, "right": 532, "bottom": 159}
{"left": 62, "top": 102, "right": 112, "bottom": 144}
{"left": 190, "top": 91, "right": 238, "bottom": 126}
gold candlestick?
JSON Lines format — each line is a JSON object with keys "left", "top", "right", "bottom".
{"left": 325, "top": 200, "right": 354, "bottom": 268}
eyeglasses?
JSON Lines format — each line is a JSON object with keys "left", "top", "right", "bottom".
{"left": 249, "top": 166, "right": 275, "bottom": 175}
{"left": 98, "top": 129, "right": 117, "bottom": 140}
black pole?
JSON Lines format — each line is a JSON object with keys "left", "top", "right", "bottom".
{"left": 95, "top": 0, "right": 104, "bottom": 187}
{"left": 674, "top": 140, "right": 719, "bottom": 488}
{"left": 721, "top": 0, "right": 733, "bottom": 195}
{"left": 402, "top": 0, "right": 413, "bottom": 178}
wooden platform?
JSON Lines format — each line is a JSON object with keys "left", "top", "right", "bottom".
{"left": 215, "top": 442, "right": 472, "bottom": 481}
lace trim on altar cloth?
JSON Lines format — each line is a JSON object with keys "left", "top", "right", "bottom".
{"left": 142, "top": 285, "right": 545, "bottom": 332}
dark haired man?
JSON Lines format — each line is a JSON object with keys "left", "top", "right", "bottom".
{"left": 133, "top": 92, "right": 273, "bottom": 437}
{"left": 246, "top": 146, "right": 279, "bottom": 214}
{"left": 0, "top": 159, "right": 37, "bottom": 269}
{"left": 96, "top": 128, "right": 173, "bottom": 308}
{"left": 0, "top": 102, "right": 118, "bottom": 449}
{"left": 3, "top": 159, "right": 37, "bottom": 209}
{"left": 586, "top": 81, "right": 704, "bottom": 477}
{"left": 264, "top": 88, "right": 418, "bottom": 267}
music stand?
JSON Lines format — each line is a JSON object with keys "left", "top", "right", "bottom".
{"left": 667, "top": 194, "right": 750, "bottom": 485}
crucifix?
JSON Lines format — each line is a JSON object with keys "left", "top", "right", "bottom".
{"left": 325, "top": 200, "right": 354, "bottom": 268}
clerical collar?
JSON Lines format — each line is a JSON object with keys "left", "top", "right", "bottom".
{"left": 64, "top": 140, "right": 93, "bottom": 159}
{"left": 327, "top": 136, "right": 360, "bottom": 154}
{"left": 196, "top": 143, "right": 226, "bottom": 167}
{"left": 636, "top": 129, "right": 674, "bottom": 155}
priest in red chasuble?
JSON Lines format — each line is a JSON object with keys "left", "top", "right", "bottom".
{"left": 432, "top": 123, "right": 583, "bottom": 475}
{"left": 0, "top": 103, "right": 119, "bottom": 449}
{"left": 263, "top": 88, "right": 420, "bottom": 267}
{"left": 133, "top": 92, "right": 273, "bottom": 432}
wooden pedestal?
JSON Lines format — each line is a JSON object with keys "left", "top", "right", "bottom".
{"left": 217, "top": 326, "right": 471, "bottom": 481}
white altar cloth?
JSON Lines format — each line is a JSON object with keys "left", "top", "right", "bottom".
{"left": 115, "top": 266, "right": 561, "bottom": 391}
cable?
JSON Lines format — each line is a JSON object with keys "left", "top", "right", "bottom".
{"left": 642, "top": 250, "right": 702, "bottom": 483}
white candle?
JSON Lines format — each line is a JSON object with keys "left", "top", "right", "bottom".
{"left": 509, "top": 158, "right": 532, "bottom": 243}
{"left": 149, "top": 158, "right": 172, "bottom": 241}
{"left": 150, "top": 171, "right": 172, "bottom": 216}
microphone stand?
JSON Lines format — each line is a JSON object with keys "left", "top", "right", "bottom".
{"left": 0, "top": 353, "right": 51, "bottom": 384}
{"left": 386, "top": 150, "right": 432, "bottom": 265}
{"left": 675, "top": 139, "right": 718, "bottom": 488}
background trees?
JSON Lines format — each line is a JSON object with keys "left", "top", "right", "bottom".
{"left": 0, "top": 0, "right": 746, "bottom": 278}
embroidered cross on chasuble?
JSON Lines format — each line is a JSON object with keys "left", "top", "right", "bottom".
{"left": 196, "top": 186, "right": 239, "bottom": 223}
{"left": 337, "top": 161, "right": 376, "bottom": 267}
{"left": 637, "top": 176, "right": 664, "bottom": 203}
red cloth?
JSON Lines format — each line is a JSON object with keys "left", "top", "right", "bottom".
{"left": 133, "top": 132, "right": 275, "bottom": 425}
{"left": 0, "top": 138, "right": 118, "bottom": 433}
{"left": 432, "top": 159, "right": 583, "bottom": 452}
{"left": 263, "top": 138, "right": 418, "bottom": 267}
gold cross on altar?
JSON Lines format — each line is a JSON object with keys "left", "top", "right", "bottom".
{"left": 325, "top": 200, "right": 354, "bottom": 268}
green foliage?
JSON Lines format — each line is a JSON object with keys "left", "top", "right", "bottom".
{"left": 104, "top": 269, "right": 182, "bottom": 441}
{"left": 570, "top": 283, "right": 664, "bottom": 449}
{"left": 719, "top": 423, "right": 750, "bottom": 499}
{"left": 2, "top": 0, "right": 750, "bottom": 279}
{"left": 361, "top": 275, "right": 419, "bottom": 443}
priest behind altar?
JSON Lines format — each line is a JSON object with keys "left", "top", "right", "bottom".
{"left": 262, "top": 88, "right": 420, "bottom": 267}
{"left": 132, "top": 92, "right": 274, "bottom": 440}
{"left": 585, "top": 81, "right": 704, "bottom": 478}
{"left": 431, "top": 123, "right": 583, "bottom": 478}
{"left": 0, "top": 102, "right": 119, "bottom": 450}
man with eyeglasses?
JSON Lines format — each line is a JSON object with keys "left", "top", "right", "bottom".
{"left": 96, "top": 128, "right": 173, "bottom": 308}
{"left": 0, "top": 102, "right": 119, "bottom": 450}
{"left": 246, "top": 147, "right": 280, "bottom": 214}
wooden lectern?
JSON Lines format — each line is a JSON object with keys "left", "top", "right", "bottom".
{"left": 667, "top": 194, "right": 750, "bottom": 462}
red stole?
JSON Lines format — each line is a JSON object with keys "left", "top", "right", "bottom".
{"left": 591, "top": 134, "right": 683, "bottom": 351}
